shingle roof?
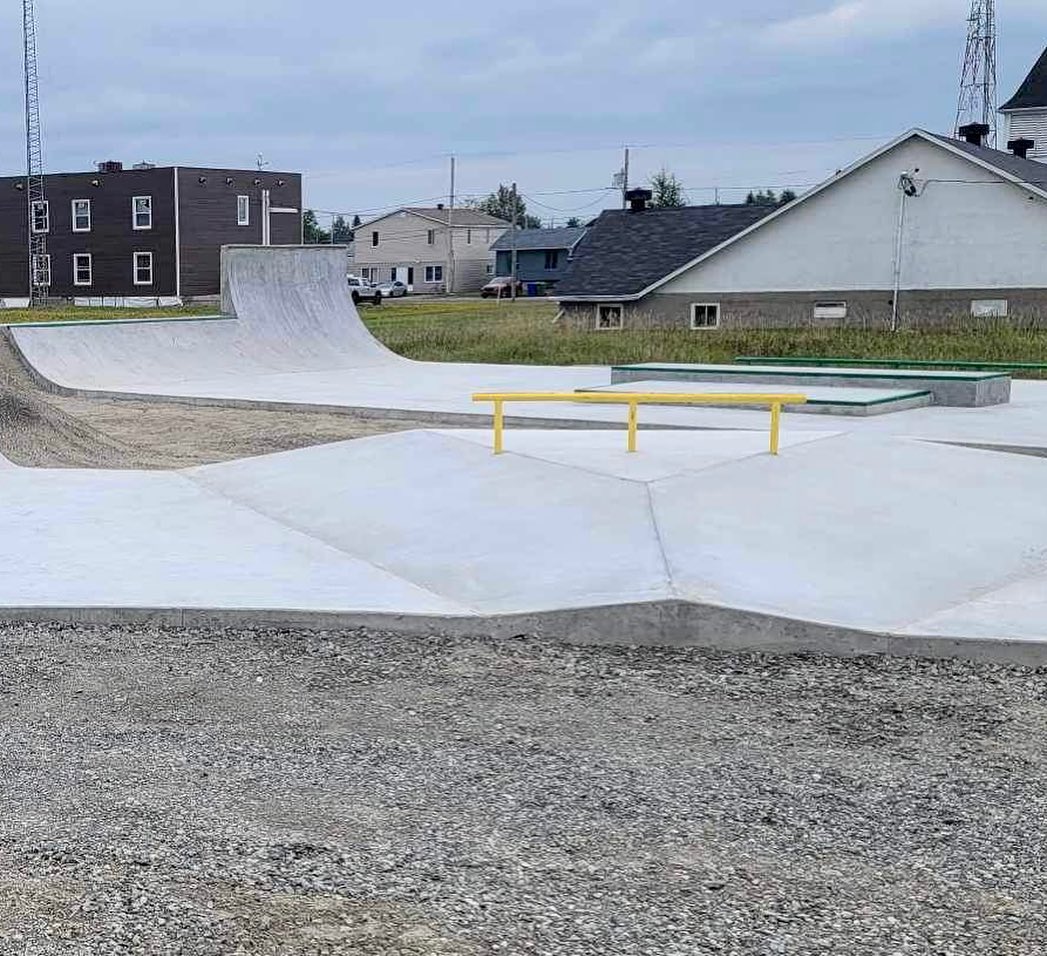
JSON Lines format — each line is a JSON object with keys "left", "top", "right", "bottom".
{"left": 406, "top": 207, "right": 509, "bottom": 227}
{"left": 922, "top": 131, "right": 1047, "bottom": 187}
{"left": 554, "top": 204, "right": 772, "bottom": 299}
{"left": 490, "top": 226, "right": 586, "bottom": 252}
{"left": 1001, "top": 47, "right": 1047, "bottom": 111}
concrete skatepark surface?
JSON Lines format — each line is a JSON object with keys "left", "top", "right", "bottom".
{"left": 4, "top": 245, "right": 1047, "bottom": 659}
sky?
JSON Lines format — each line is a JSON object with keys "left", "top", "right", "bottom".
{"left": 1, "top": 0, "right": 1046, "bottom": 228}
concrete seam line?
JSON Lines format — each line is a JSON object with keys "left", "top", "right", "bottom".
{"left": 643, "top": 483, "right": 678, "bottom": 600}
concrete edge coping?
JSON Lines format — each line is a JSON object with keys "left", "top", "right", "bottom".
{"left": 1, "top": 601, "right": 1044, "bottom": 667}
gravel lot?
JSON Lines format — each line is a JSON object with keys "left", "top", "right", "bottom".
{"left": 1, "top": 623, "right": 1045, "bottom": 954}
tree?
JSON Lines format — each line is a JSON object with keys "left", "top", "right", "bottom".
{"left": 650, "top": 168, "right": 685, "bottom": 208}
{"left": 303, "top": 209, "right": 330, "bottom": 244}
{"left": 779, "top": 189, "right": 797, "bottom": 205}
{"left": 351, "top": 214, "right": 362, "bottom": 228}
{"left": 332, "top": 215, "right": 353, "bottom": 243}
{"left": 745, "top": 189, "right": 779, "bottom": 207}
{"left": 565, "top": 217, "right": 581, "bottom": 228}
{"left": 469, "top": 185, "right": 542, "bottom": 228}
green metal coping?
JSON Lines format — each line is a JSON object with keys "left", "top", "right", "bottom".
{"left": 611, "top": 363, "right": 1006, "bottom": 382}
{"left": 0, "top": 314, "right": 233, "bottom": 330}
{"left": 735, "top": 355, "right": 1047, "bottom": 373}
{"left": 580, "top": 386, "right": 932, "bottom": 408}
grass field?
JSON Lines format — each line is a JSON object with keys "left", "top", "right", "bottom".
{"left": 5, "top": 298, "right": 1047, "bottom": 373}
{"left": 365, "top": 298, "right": 1047, "bottom": 372}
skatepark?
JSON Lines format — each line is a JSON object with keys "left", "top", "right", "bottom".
{"left": 2, "top": 245, "right": 1047, "bottom": 661}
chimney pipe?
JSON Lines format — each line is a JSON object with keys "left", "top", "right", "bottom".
{"left": 958, "top": 123, "right": 991, "bottom": 147}
{"left": 1008, "top": 137, "right": 1035, "bottom": 159}
{"left": 625, "top": 188, "right": 652, "bottom": 212}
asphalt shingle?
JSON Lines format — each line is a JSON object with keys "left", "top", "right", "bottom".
{"left": 490, "top": 226, "right": 586, "bottom": 252}
{"left": 1001, "top": 47, "right": 1047, "bottom": 112}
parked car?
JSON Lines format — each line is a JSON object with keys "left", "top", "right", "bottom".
{"left": 376, "top": 280, "right": 409, "bottom": 298}
{"left": 347, "top": 275, "right": 382, "bottom": 305}
{"left": 481, "top": 276, "right": 524, "bottom": 298}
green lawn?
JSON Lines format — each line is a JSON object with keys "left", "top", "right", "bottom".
{"left": 0, "top": 305, "right": 217, "bottom": 324}
{"left": 365, "top": 299, "right": 1047, "bottom": 374}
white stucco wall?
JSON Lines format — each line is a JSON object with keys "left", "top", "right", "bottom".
{"left": 660, "top": 135, "right": 1047, "bottom": 295}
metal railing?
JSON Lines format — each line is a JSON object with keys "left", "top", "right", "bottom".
{"left": 471, "top": 392, "right": 808, "bottom": 456}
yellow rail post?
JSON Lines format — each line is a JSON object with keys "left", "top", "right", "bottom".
{"left": 627, "top": 400, "right": 639, "bottom": 453}
{"left": 493, "top": 399, "right": 504, "bottom": 454}
{"left": 769, "top": 402, "right": 781, "bottom": 455}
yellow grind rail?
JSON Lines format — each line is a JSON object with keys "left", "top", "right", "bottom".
{"left": 471, "top": 392, "right": 808, "bottom": 455}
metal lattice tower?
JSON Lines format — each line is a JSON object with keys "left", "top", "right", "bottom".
{"left": 23, "top": 0, "right": 48, "bottom": 304}
{"left": 955, "top": 0, "right": 998, "bottom": 147}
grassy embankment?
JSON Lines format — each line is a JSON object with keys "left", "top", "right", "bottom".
{"left": 365, "top": 298, "right": 1047, "bottom": 374}
{"left": 5, "top": 298, "right": 1047, "bottom": 373}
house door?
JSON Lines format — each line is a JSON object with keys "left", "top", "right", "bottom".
{"left": 394, "top": 266, "right": 412, "bottom": 291}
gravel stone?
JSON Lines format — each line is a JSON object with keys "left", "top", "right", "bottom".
{"left": 0, "top": 622, "right": 1045, "bottom": 954}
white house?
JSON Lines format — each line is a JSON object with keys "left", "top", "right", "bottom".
{"left": 1001, "top": 46, "right": 1047, "bottom": 162}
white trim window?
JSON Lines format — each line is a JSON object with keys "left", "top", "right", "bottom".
{"left": 133, "top": 251, "right": 154, "bottom": 286}
{"left": 72, "top": 253, "right": 93, "bottom": 287}
{"left": 31, "top": 200, "right": 49, "bottom": 234}
{"left": 132, "top": 196, "right": 153, "bottom": 230}
{"left": 31, "top": 253, "right": 51, "bottom": 286}
{"left": 813, "top": 301, "right": 847, "bottom": 321}
{"left": 426, "top": 229, "right": 435, "bottom": 245}
{"left": 691, "top": 302, "right": 720, "bottom": 330}
{"left": 424, "top": 265, "right": 444, "bottom": 282}
{"left": 237, "top": 195, "right": 250, "bottom": 226}
{"left": 596, "top": 303, "right": 624, "bottom": 330}
{"left": 71, "top": 199, "right": 92, "bottom": 233}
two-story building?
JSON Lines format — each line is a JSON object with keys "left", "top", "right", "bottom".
{"left": 0, "top": 161, "right": 302, "bottom": 305}
{"left": 491, "top": 226, "right": 586, "bottom": 292}
{"left": 353, "top": 206, "right": 508, "bottom": 294}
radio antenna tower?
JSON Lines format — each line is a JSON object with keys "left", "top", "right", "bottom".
{"left": 954, "top": 0, "right": 998, "bottom": 147}
{"left": 23, "top": 0, "right": 48, "bottom": 304}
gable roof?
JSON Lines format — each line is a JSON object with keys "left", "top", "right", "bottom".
{"left": 490, "top": 226, "right": 586, "bottom": 252}
{"left": 554, "top": 205, "right": 772, "bottom": 299}
{"left": 557, "top": 128, "right": 1047, "bottom": 302}
{"left": 1001, "top": 47, "right": 1047, "bottom": 112}
{"left": 405, "top": 207, "right": 509, "bottom": 227}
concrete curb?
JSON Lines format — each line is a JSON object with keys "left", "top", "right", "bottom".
{"left": 1, "top": 601, "right": 1044, "bottom": 666}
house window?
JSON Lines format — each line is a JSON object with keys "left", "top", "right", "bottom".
{"left": 467, "top": 229, "right": 472, "bottom": 244}
{"left": 971, "top": 299, "right": 1008, "bottom": 318}
{"left": 73, "top": 253, "right": 92, "bottom": 286}
{"left": 133, "top": 251, "right": 154, "bottom": 285}
{"left": 544, "top": 250, "right": 560, "bottom": 270}
{"left": 132, "top": 196, "right": 153, "bottom": 230}
{"left": 31, "top": 253, "right": 51, "bottom": 286}
{"left": 424, "top": 265, "right": 444, "bottom": 282}
{"left": 390, "top": 268, "right": 397, "bottom": 281}
{"left": 596, "top": 304, "right": 623, "bottom": 330}
{"left": 371, "top": 231, "right": 379, "bottom": 247}
{"left": 427, "top": 229, "right": 435, "bottom": 245}
{"left": 691, "top": 303, "right": 720, "bottom": 330}
{"left": 485, "top": 262, "right": 494, "bottom": 275}
{"left": 813, "top": 301, "right": 848, "bottom": 321}
{"left": 31, "top": 200, "right": 49, "bottom": 233}
{"left": 237, "top": 195, "right": 250, "bottom": 226}
{"left": 71, "top": 199, "right": 91, "bottom": 233}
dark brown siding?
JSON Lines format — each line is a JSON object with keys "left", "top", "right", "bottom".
{"left": 0, "top": 168, "right": 177, "bottom": 298}
{"left": 176, "top": 169, "right": 302, "bottom": 297}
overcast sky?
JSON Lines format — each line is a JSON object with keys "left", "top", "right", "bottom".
{"left": 1, "top": 0, "right": 1046, "bottom": 226}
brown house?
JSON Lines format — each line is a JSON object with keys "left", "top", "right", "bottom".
{"left": 0, "top": 161, "right": 302, "bottom": 303}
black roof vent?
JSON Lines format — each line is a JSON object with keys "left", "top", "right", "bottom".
{"left": 626, "top": 188, "right": 653, "bottom": 212}
{"left": 96, "top": 160, "right": 124, "bottom": 173}
{"left": 1007, "top": 137, "right": 1036, "bottom": 159}
{"left": 958, "top": 123, "right": 991, "bottom": 147}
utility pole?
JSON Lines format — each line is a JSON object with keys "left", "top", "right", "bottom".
{"left": 955, "top": 0, "right": 998, "bottom": 147}
{"left": 510, "top": 181, "right": 518, "bottom": 302}
{"left": 621, "top": 147, "right": 630, "bottom": 209}
{"left": 23, "top": 0, "right": 48, "bottom": 305}
{"left": 447, "top": 155, "right": 456, "bottom": 296}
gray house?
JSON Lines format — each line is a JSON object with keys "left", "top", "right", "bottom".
{"left": 491, "top": 226, "right": 586, "bottom": 291}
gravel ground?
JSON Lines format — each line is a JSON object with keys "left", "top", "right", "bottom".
{"left": 1, "top": 623, "right": 1045, "bottom": 954}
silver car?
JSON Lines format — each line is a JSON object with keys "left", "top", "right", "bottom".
{"left": 376, "top": 280, "right": 409, "bottom": 298}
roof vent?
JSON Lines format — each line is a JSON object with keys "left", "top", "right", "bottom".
{"left": 96, "top": 160, "right": 124, "bottom": 173}
{"left": 132, "top": 161, "right": 156, "bottom": 170}
{"left": 436, "top": 202, "right": 445, "bottom": 210}
{"left": 625, "top": 188, "right": 653, "bottom": 212}
{"left": 958, "top": 123, "right": 991, "bottom": 147}
{"left": 1008, "top": 137, "right": 1035, "bottom": 159}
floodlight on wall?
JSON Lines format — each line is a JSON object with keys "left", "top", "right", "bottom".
{"left": 198, "top": 176, "right": 208, "bottom": 184}
{"left": 90, "top": 179, "right": 100, "bottom": 187}
{"left": 253, "top": 178, "right": 261, "bottom": 186}
{"left": 276, "top": 179, "right": 285, "bottom": 186}
{"left": 225, "top": 177, "right": 234, "bottom": 185}
{"left": 14, "top": 182, "right": 23, "bottom": 191}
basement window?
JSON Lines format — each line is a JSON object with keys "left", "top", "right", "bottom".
{"left": 31, "top": 200, "right": 49, "bottom": 233}
{"left": 691, "top": 303, "right": 720, "bottom": 329}
{"left": 237, "top": 195, "right": 250, "bottom": 226}
{"left": 72, "top": 199, "right": 91, "bottom": 233}
{"left": 813, "top": 301, "right": 848, "bottom": 321}
{"left": 596, "top": 304, "right": 624, "bottom": 330}
{"left": 971, "top": 299, "right": 1008, "bottom": 318}
{"left": 133, "top": 251, "right": 154, "bottom": 286}
{"left": 132, "top": 196, "right": 153, "bottom": 230}
{"left": 72, "top": 253, "right": 92, "bottom": 286}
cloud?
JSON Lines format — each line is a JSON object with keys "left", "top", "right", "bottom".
{"left": 761, "top": 0, "right": 957, "bottom": 48}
